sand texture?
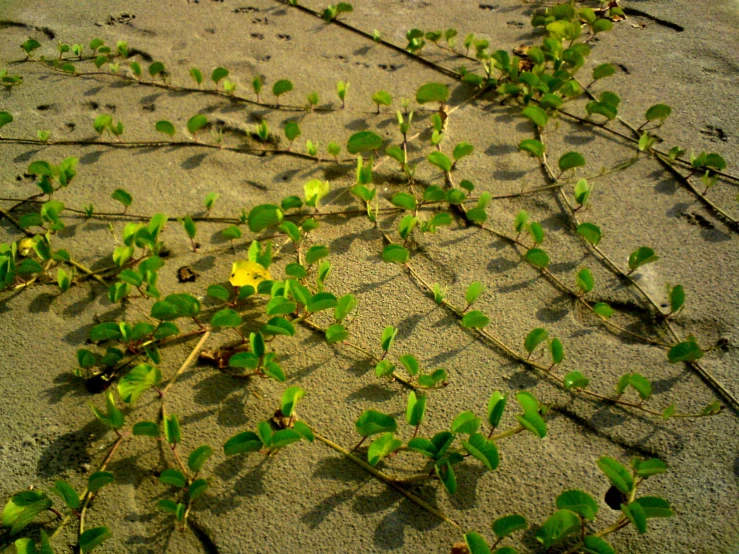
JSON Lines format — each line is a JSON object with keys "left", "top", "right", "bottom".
{"left": 0, "top": 0, "right": 738, "bottom": 553}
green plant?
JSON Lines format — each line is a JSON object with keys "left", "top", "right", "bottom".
{"left": 0, "top": 7, "right": 736, "bottom": 554}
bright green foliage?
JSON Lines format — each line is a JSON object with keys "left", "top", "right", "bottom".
{"left": 628, "top": 247, "right": 658, "bottom": 272}
{"left": 355, "top": 410, "right": 397, "bottom": 437}
{"left": 416, "top": 82, "right": 449, "bottom": 104}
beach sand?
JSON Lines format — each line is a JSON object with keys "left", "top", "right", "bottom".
{"left": 0, "top": 0, "right": 737, "bottom": 552}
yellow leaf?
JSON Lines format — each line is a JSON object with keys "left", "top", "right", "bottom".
{"left": 229, "top": 260, "right": 271, "bottom": 288}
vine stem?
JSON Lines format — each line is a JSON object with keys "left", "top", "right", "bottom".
{"left": 533, "top": 127, "right": 739, "bottom": 413}
{"left": 161, "top": 331, "right": 211, "bottom": 396}
{"left": 574, "top": 81, "right": 738, "bottom": 229}
{"left": 298, "top": 318, "right": 420, "bottom": 391}
{"left": 312, "top": 431, "right": 462, "bottom": 530}
{"left": 374, "top": 225, "right": 710, "bottom": 418}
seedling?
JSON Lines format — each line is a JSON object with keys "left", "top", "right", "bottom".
{"left": 337, "top": 80, "right": 349, "bottom": 108}
{"left": 272, "top": 79, "right": 293, "bottom": 105}
{"left": 371, "top": 90, "right": 392, "bottom": 113}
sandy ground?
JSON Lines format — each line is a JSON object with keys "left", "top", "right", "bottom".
{"left": 0, "top": 0, "right": 737, "bottom": 553}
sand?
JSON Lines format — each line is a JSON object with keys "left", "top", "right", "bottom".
{"left": 0, "top": 0, "right": 738, "bottom": 553}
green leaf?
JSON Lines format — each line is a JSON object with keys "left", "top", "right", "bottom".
{"left": 304, "top": 179, "right": 330, "bottom": 205}
{"left": 334, "top": 293, "right": 357, "bottom": 322}
{"left": 576, "top": 267, "right": 594, "bottom": 294}
{"left": 159, "top": 468, "right": 186, "bottom": 488}
{"left": 556, "top": 489, "right": 598, "bottom": 521}
{"left": 628, "top": 246, "right": 658, "bottom": 272}
{"left": 668, "top": 284, "right": 685, "bottom": 314}
{"left": 0, "top": 111, "right": 13, "bottom": 130}
{"left": 492, "top": 513, "right": 528, "bottom": 539}
{"left": 453, "top": 141, "right": 474, "bottom": 161}
{"left": 558, "top": 151, "right": 586, "bottom": 173}
{"left": 266, "top": 297, "right": 297, "bottom": 316}
{"left": 164, "top": 414, "right": 182, "bottom": 445}
{"left": 621, "top": 501, "right": 647, "bottom": 534}
{"left": 378, "top": 325, "right": 397, "bottom": 353}
{"left": 90, "top": 391, "right": 124, "bottom": 430}
{"left": 525, "top": 248, "right": 549, "bottom": 268}
{"left": 394, "top": 356, "right": 418, "bottom": 378}
{"left": 382, "top": 244, "right": 409, "bottom": 264}
{"left": 435, "top": 459, "right": 457, "bottom": 494}
{"left": 347, "top": 131, "right": 383, "bottom": 154}
{"left": 616, "top": 373, "right": 652, "bottom": 399}
{"left": 634, "top": 496, "right": 673, "bottom": 518}
{"left": 247, "top": 204, "right": 283, "bottom": 233}
{"left": 406, "top": 391, "right": 427, "bottom": 426}
{"left": 462, "top": 433, "right": 499, "bottom": 470}
{"left": 293, "top": 421, "right": 315, "bottom": 443}
{"left": 464, "top": 532, "right": 492, "bottom": 554}
{"left": 528, "top": 222, "right": 544, "bottom": 245}
{"left": 372, "top": 90, "right": 392, "bottom": 108}
{"left": 391, "top": 192, "right": 417, "bottom": 211}
{"left": 549, "top": 338, "right": 564, "bottom": 365}
{"left": 598, "top": 456, "right": 633, "bottom": 493}
{"left": 667, "top": 340, "right": 703, "bottom": 363}
{"left": 593, "top": 302, "right": 614, "bottom": 318}
{"left": 535, "top": 509, "right": 581, "bottom": 549}
{"left": 3, "top": 492, "right": 52, "bottom": 535}
{"left": 572, "top": 180, "right": 591, "bottom": 208}
{"left": 633, "top": 458, "right": 667, "bottom": 478}
{"left": 518, "top": 138, "right": 545, "bottom": 157}
{"left": 427, "top": 151, "right": 452, "bottom": 173}
{"left": 283, "top": 121, "right": 301, "bottom": 142}
{"left": 281, "top": 386, "right": 305, "bottom": 417}
{"left": 186, "top": 445, "right": 213, "bottom": 473}
{"left": 451, "top": 411, "right": 481, "bottom": 435}
{"left": 93, "top": 114, "right": 112, "bottom": 134}
{"left": 262, "top": 317, "right": 295, "bottom": 337}
{"left": 582, "top": 535, "right": 616, "bottom": 554}
{"left": 465, "top": 281, "right": 485, "bottom": 306}
{"left": 524, "top": 328, "right": 548, "bottom": 354}
{"left": 224, "top": 431, "right": 262, "bottom": 456}
{"left": 90, "top": 322, "right": 122, "bottom": 342}
{"left": 187, "top": 114, "right": 208, "bottom": 135}
{"left": 564, "top": 371, "right": 590, "bottom": 389}
{"left": 374, "top": 360, "right": 395, "bottom": 378}
{"left": 157, "top": 499, "right": 185, "bottom": 521}
{"left": 211, "top": 66, "right": 228, "bottom": 84}
{"left": 577, "top": 222, "right": 601, "bottom": 245}
{"left": 517, "top": 411, "right": 547, "bottom": 438}
{"left": 416, "top": 82, "right": 449, "bottom": 104}
{"left": 592, "top": 18, "right": 614, "bottom": 33}
{"left": 305, "top": 245, "right": 329, "bottom": 265}
{"left": 367, "top": 432, "right": 403, "bottom": 466}
{"left": 148, "top": 61, "right": 165, "bottom": 77}
{"left": 155, "top": 120, "right": 175, "bottom": 136}
{"left": 487, "top": 392, "right": 507, "bottom": 428}
{"left": 79, "top": 527, "right": 112, "bottom": 553}
{"left": 418, "top": 368, "right": 447, "bottom": 388}
{"left": 593, "top": 63, "right": 616, "bottom": 80}
{"left": 462, "top": 310, "right": 490, "bottom": 329}
{"left": 118, "top": 363, "right": 161, "bottom": 404}
{"left": 51, "top": 480, "right": 80, "bottom": 510}
{"left": 133, "top": 421, "right": 160, "bottom": 437}
{"left": 210, "top": 309, "right": 242, "bottom": 328}
{"left": 87, "top": 471, "right": 114, "bottom": 494}
{"left": 521, "top": 105, "right": 548, "bottom": 128}
{"left": 272, "top": 79, "right": 293, "bottom": 97}
{"left": 307, "top": 292, "right": 338, "bottom": 313}
{"left": 355, "top": 410, "right": 397, "bottom": 437}
{"left": 325, "top": 323, "right": 349, "bottom": 344}
{"left": 188, "top": 479, "right": 209, "bottom": 501}
{"left": 645, "top": 104, "right": 671, "bottom": 122}
{"left": 189, "top": 67, "right": 203, "bottom": 85}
